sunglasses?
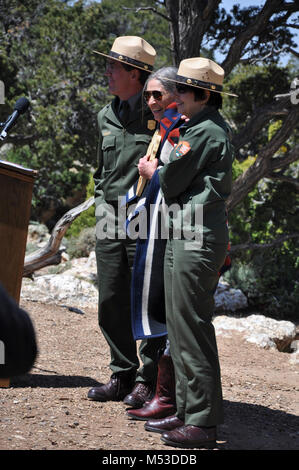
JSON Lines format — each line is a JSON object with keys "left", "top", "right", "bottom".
{"left": 144, "top": 90, "right": 163, "bottom": 102}
{"left": 175, "top": 84, "right": 191, "bottom": 94}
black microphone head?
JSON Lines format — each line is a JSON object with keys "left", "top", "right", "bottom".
{"left": 14, "top": 97, "right": 30, "bottom": 114}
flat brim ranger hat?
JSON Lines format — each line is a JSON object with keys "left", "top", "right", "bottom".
{"left": 167, "top": 57, "right": 238, "bottom": 97}
{"left": 93, "top": 36, "right": 156, "bottom": 73}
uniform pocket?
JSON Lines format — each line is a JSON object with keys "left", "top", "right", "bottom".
{"left": 102, "top": 135, "right": 116, "bottom": 171}
{"left": 135, "top": 134, "right": 152, "bottom": 149}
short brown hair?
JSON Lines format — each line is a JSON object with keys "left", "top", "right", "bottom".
{"left": 121, "top": 63, "right": 150, "bottom": 86}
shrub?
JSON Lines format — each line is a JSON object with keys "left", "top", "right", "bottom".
{"left": 66, "top": 226, "right": 96, "bottom": 259}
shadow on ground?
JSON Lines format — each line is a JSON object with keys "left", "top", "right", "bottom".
{"left": 219, "top": 400, "right": 299, "bottom": 450}
{"left": 9, "top": 372, "right": 100, "bottom": 388}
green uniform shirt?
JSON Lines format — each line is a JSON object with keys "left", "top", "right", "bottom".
{"left": 159, "top": 105, "right": 233, "bottom": 244}
{"left": 94, "top": 95, "right": 155, "bottom": 206}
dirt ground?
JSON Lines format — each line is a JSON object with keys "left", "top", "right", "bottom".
{"left": 0, "top": 299, "right": 298, "bottom": 456}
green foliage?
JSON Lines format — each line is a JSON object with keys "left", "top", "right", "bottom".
{"left": 227, "top": 177, "right": 299, "bottom": 319}
{"left": 221, "top": 60, "right": 299, "bottom": 319}
{"left": 100, "top": 0, "right": 171, "bottom": 68}
{"left": 224, "top": 242, "right": 299, "bottom": 322}
{"left": 1, "top": 0, "right": 111, "bottom": 222}
{"left": 66, "top": 226, "right": 96, "bottom": 259}
{"left": 223, "top": 63, "right": 291, "bottom": 154}
{"left": 0, "top": 0, "right": 171, "bottom": 223}
{"left": 66, "top": 173, "right": 95, "bottom": 238}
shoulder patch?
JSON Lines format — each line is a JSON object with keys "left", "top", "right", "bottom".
{"left": 175, "top": 141, "right": 191, "bottom": 158}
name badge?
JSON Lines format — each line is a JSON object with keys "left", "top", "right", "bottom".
{"left": 147, "top": 120, "right": 156, "bottom": 130}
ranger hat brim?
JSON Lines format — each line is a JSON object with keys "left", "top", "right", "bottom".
{"left": 166, "top": 57, "right": 238, "bottom": 97}
{"left": 93, "top": 36, "right": 156, "bottom": 73}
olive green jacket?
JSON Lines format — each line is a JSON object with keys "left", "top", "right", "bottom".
{"left": 159, "top": 106, "right": 234, "bottom": 244}
{"left": 94, "top": 95, "right": 155, "bottom": 206}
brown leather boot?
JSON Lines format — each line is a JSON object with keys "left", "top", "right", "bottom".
{"left": 88, "top": 373, "right": 135, "bottom": 402}
{"left": 145, "top": 415, "right": 184, "bottom": 434}
{"left": 126, "top": 355, "right": 176, "bottom": 420}
{"left": 161, "top": 425, "right": 217, "bottom": 449}
{"left": 123, "top": 382, "right": 153, "bottom": 408}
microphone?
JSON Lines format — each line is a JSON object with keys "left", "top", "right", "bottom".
{"left": 0, "top": 97, "right": 30, "bottom": 141}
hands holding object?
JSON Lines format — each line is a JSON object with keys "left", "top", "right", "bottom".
{"left": 136, "top": 130, "right": 161, "bottom": 196}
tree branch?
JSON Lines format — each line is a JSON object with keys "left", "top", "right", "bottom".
{"left": 287, "top": 47, "right": 299, "bottom": 58}
{"left": 221, "top": 0, "right": 290, "bottom": 75}
{"left": 230, "top": 232, "right": 299, "bottom": 253}
{"left": 267, "top": 171, "right": 299, "bottom": 189}
{"left": 273, "top": 2, "right": 299, "bottom": 14}
{"left": 232, "top": 95, "right": 291, "bottom": 152}
{"left": 284, "top": 22, "right": 299, "bottom": 29}
{"left": 227, "top": 107, "right": 299, "bottom": 212}
{"left": 122, "top": 6, "right": 171, "bottom": 22}
{"left": 23, "top": 197, "right": 95, "bottom": 277}
{"left": 269, "top": 142, "right": 299, "bottom": 171}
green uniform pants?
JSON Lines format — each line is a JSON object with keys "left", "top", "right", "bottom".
{"left": 95, "top": 237, "right": 165, "bottom": 383}
{"left": 164, "top": 239, "right": 226, "bottom": 426}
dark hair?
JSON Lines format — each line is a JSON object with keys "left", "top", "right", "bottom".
{"left": 144, "top": 66, "right": 178, "bottom": 94}
{"left": 193, "top": 87, "right": 222, "bottom": 109}
{"left": 121, "top": 62, "right": 150, "bottom": 86}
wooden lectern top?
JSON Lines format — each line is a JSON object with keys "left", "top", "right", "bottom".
{"left": 0, "top": 159, "right": 37, "bottom": 183}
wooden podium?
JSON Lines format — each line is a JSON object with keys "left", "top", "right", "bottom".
{"left": 0, "top": 160, "right": 37, "bottom": 387}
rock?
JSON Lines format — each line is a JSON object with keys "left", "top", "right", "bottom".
{"left": 62, "top": 251, "right": 97, "bottom": 283}
{"left": 27, "top": 223, "right": 50, "bottom": 245}
{"left": 214, "top": 281, "right": 248, "bottom": 312}
{"left": 21, "top": 251, "right": 298, "bottom": 360}
{"left": 213, "top": 314, "right": 297, "bottom": 352}
{"left": 23, "top": 258, "right": 246, "bottom": 313}
{"left": 21, "top": 273, "right": 98, "bottom": 309}
{"left": 21, "top": 251, "right": 98, "bottom": 308}
{"left": 289, "top": 340, "right": 299, "bottom": 365}
{"left": 289, "top": 350, "right": 299, "bottom": 365}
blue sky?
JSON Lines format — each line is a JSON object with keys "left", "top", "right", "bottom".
{"left": 221, "top": 0, "right": 265, "bottom": 9}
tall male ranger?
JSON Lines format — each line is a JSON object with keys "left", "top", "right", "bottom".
{"left": 88, "top": 37, "right": 166, "bottom": 406}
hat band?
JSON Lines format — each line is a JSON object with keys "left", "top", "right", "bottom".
{"left": 109, "top": 51, "right": 153, "bottom": 71}
{"left": 176, "top": 74, "right": 223, "bottom": 92}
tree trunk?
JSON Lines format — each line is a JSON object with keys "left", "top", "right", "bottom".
{"left": 165, "top": 0, "right": 221, "bottom": 63}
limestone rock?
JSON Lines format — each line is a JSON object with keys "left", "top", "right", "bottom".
{"left": 214, "top": 281, "right": 248, "bottom": 312}
{"left": 21, "top": 273, "right": 98, "bottom": 309}
{"left": 213, "top": 314, "right": 297, "bottom": 352}
{"left": 62, "top": 251, "right": 97, "bottom": 283}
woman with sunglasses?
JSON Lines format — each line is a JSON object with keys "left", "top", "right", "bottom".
{"left": 142, "top": 58, "right": 237, "bottom": 449}
{"left": 125, "top": 66, "right": 184, "bottom": 420}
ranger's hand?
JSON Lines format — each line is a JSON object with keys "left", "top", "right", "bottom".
{"left": 138, "top": 155, "right": 158, "bottom": 180}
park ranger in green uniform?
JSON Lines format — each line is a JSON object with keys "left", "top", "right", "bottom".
{"left": 140, "top": 58, "right": 237, "bottom": 448}
{"left": 88, "top": 37, "right": 166, "bottom": 406}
